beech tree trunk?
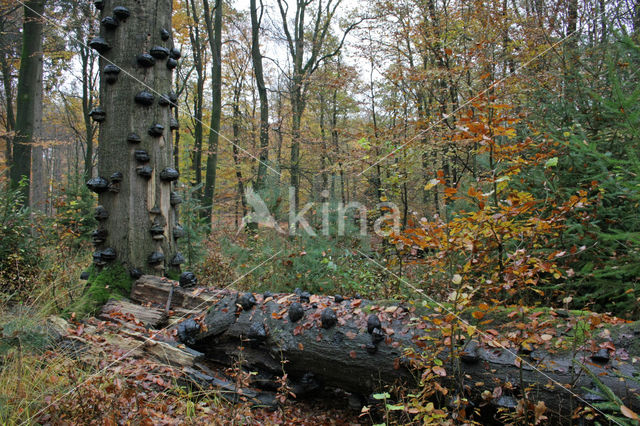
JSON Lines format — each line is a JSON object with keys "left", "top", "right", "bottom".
{"left": 90, "top": 0, "right": 180, "bottom": 275}
{"left": 130, "top": 276, "right": 640, "bottom": 420}
{"left": 250, "top": 0, "right": 269, "bottom": 193}
{"left": 10, "top": 0, "right": 44, "bottom": 205}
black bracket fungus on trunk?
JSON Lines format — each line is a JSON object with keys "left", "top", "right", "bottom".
{"left": 108, "top": 172, "right": 123, "bottom": 193}
{"left": 150, "top": 223, "right": 165, "bottom": 240}
{"left": 160, "top": 28, "right": 170, "bottom": 41}
{"left": 238, "top": 293, "right": 257, "bottom": 311}
{"left": 179, "top": 271, "right": 197, "bottom": 288}
{"left": 367, "top": 314, "right": 381, "bottom": 334}
{"left": 136, "top": 165, "right": 153, "bottom": 179}
{"left": 89, "top": 37, "right": 111, "bottom": 54}
{"left": 93, "top": 0, "right": 104, "bottom": 11}
{"left": 320, "top": 307, "right": 337, "bottom": 329}
{"left": 130, "top": 268, "right": 143, "bottom": 279}
{"left": 100, "top": 247, "right": 117, "bottom": 262}
{"left": 171, "top": 252, "right": 185, "bottom": 266}
{"left": 87, "top": 177, "right": 109, "bottom": 193}
{"left": 113, "top": 6, "right": 130, "bottom": 21}
{"left": 159, "top": 167, "right": 179, "bottom": 182}
{"left": 166, "top": 58, "right": 178, "bottom": 70}
{"left": 170, "top": 192, "right": 182, "bottom": 206}
{"left": 148, "top": 124, "right": 164, "bottom": 137}
{"left": 104, "top": 65, "right": 121, "bottom": 84}
{"left": 91, "top": 229, "right": 108, "bottom": 246}
{"left": 158, "top": 95, "right": 171, "bottom": 107}
{"left": 134, "top": 91, "right": 155, "bottom": 107}
{"left": 137, "top": 54, "right": 155, "bottom": 68}
{"left": 169, "top": 47, "right": 181, "bottom": 60}
{"left": 149, "top": 206, "right": 162, "bottom": 215}
{"left": 173, "top": 224, "right": 185, "bottom": 239}
{"left": 150, "top": 46, "right": 170, "bottom": 60}
{"left": 94, "top": 205, "right": 109, "bottom": 221}
{"left": 93, "top": 251, "right": 105, "bottom": 266}
{"left": 89, "top": 107, "right": 106, "bottom": 123}
{"left": 134, "top": 150, "right": 150, "bottom": 163}
{"left": 148, "top": 252, "right": 165, "bottom": 266}
{"left": 127, "top": 132, "right": 142, "bottom": 144}
{"left": 288, "top": 302, "right": 304, "bottom": 323}
{"left": 101, "top": 16, "right": 119, "bottom": 30}
{"left": 170, "top": 117, "right": 179, "bottom": 131}
{"left": 168, "top": 91, "right": 178, "bottom": 106}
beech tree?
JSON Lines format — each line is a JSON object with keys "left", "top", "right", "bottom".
{"left": 87, "top": 0, "right": 181, "bottom": 276}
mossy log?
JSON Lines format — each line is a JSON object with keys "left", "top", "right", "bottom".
{"left": 131, "top": 275, "right": 640, "bottom": 419}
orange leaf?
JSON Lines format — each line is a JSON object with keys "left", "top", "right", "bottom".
{"left": 621, "top": 405, "right": 639, "bottom": 420}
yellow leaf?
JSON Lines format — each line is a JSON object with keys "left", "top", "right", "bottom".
{"left": 424, "top": 178, "right": 438, "bottom": 190}
{"left": 621, "top": 405, "right": 639, "bottom": 420}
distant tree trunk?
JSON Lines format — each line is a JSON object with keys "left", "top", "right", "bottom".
{"left": 90, "top": 0, "right": 178, "bottom": 275}
{"left": 250, "top": 0, "right": 269, "bottom": 193}
{"left": 187, "top": 0, "right": 205, "bottom": 196}
{"left": 10, "top": 0, "right": 44, "bottom": 205}
{"left": 30, "top": 58, "right": 45, "bottom": 212}
{"left": 0, "top": 14, "right": 16, "bottom": 164}
{"left": 202, "top": 0, "right": 222, "bottom": 226}
{"left": 80, "top": 42, "right": 96, "bottom": 181}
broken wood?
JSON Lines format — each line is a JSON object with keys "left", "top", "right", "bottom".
{"left": 130, "top": 275, "right": 640, "bottom": 419}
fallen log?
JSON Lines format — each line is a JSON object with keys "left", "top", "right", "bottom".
{"left": 131, "top": 275, "right": 640, "bottom": 420}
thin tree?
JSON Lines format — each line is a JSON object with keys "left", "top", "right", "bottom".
{"left": 250, "top": 0, "right": 269, "bottom": 192}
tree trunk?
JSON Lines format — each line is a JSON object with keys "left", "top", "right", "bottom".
{"left": 10, "top": 0, "right": 44, "bottom": 205}
{"left": 202, "top": 0, "right": 222, "bottom": 226}
{"left": 129, "top": 276, "right": 640, "bottom": 420}
{"left": 250, "top": 0, "right": 269, "bottom": 193}
{"left": 90, "top": 0, "right": 179, "bottom": 275}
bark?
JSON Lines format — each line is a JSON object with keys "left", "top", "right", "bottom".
{"left": 93, "top": 0, "right": 178, "bottom": 275}
{"left": 10, "top": 0, "right": 44, "bottom": 205}
{"left": 201, "top": 0, "right": 222, "bottom": 225}
{"left": 186, "top": 0, "right": 205, "bottom": 196}
{"left": 250, "top": 0, "right": 269, "bottom": 193}
{"left": 130, "top": 276, "right": 640, "bottom": 419}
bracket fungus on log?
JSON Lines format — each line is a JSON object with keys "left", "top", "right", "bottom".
{"left": 134, "top": 91, "right": 155, "bottom": 107}
{"left": 299, "top": 291, "right": 311, "bottom": 303}
{"left": 86, "top": 177, "right": 109, "bottom": 193}
{"left": 320, "top": 308, "right": 337, "bottom": 329}
{"left": 371, "top": 327, "right": 385, "bottom": 344}
{"left": 179, "top": 271, "right": 197, "bottom": 288}
{"left": 334, "top": 294, "right": 344, "bottom": 303}
{"left": 170, "top": 192, "right": 182, "bottom": 206}
{"left": 288, "top": 302, "right": 304, "bottom": 323}
{"left": 89, "top": 37, "right": 110, "bottom": 54}
{"left": 94, "top": 206, "right": 109, "bottom": 221}
{"left": 89, "top": 107, "right": 106, "bottom": 123}
{"left": 101, "top": 16, "right": 119, "bottom": 30}
{"left": 148, "top": 252, "right": 165, "bottom": 266}
{"left": 171, "top": 253, "right": 186, "bottom": 266}
{"left": 148, "top": 124, "right": 164, "bottom": 137}
{"left": 160, "top": 28, "right": 170, "bottom": 41}
{"left": 247, "top": 322, "right": 268, "bottom": 343}
{"left": 104, "top": 65, "right": 121, "bottom": 84}
{"left": 127, "top": 133, "right": 142, "bottom": 144}
{"left": 134, "top": 150, "right": 150, "bottom": 163}
{"left": 113, "top": 6, "right": 130, "bottom": 21}
{"left": 367, "top": 314, "right": 381, "bottom": 334}
{"left": 137, "top": 54, "right": 155, "bottom": 68}
{"left": 159, "top": 167, "right": 179, "bottom": 182}
{"left": 136, "top": 166, "right": 153, "bottom": 179}
{"left": 238, "top": 293, "right": 257, "bottom": 311}
{"left": 150, "top": 46, "right": 170, "bottom": 60}
{"left": 166, "top": 58, "right": 178, "bottom": 70}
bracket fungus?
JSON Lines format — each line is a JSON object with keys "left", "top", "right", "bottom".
{"left": 169, "top": 47, "right": 181, "bottom": 60}
{"left": 86, "top": 177, "right": 109, "bottom": 193}
{"left": 110, "top": 172, "right": 123, "bottom": 183}
{"left": 288, "top": 302, "right": 304, "bottom": 323}
{"left": 104, "top": 65, "right": 121, "bottom": 84}
{"left": 94, "top": 206, "right": 109, "bottom": 221}
{"left": 179, "top": 271, "right": 197, "bottom": 288}
{"left": 93, "top": 0, "right": 104, "bottom": 10}
{"left": 299, "top": 291, "right": 311, "bottom": 303}
{"left": 159, "top": 167, "right": 179, "bottom": 182}
{"left": 149, "top": 223, "right": 165, "bottom": 239}
{"left": 158, "top": 95, "right": 171, "bottom": 107}
{"left": 137, "top": 54, "right": 155, "bottom": 68}
{"left": 173, "top": 224, "right": 185, "bottom": 239}
{"left": 148, "top": 124, "right": 164, "bottom": 137}
{"left": 100, "top": 247, "right": 117, "bottom": 262}
{"left": 134, "top": 150, "right": 150, "bottom": 163}
{"left": 127, "top": 133, "right": 142, "bottom": 144}
{"left": 91, "top": 229, "right": 108, "bottom": 246}
{"left": 166, "top": 58, "right": 178, "bottom": 70}
{"left": 321, "top": 308, "right": 337, "bottom": 329}
{"left": 170, "top": 117, "right": 179, "bottom": 131}
{"left": 89, "top": 107, "right": 106, "bottom": 123}
{"left": 89, "top": 37, "right": 110, "bottom": 54}
{"left": 136, "top": 165, "right": 153, "bottom": 179}
{"left": 238, "top": 293, "right": 257, "bottom": 311}
{"left": 247, "top": 322, "right": 267, "bottom": 342}
{"left": 160, "top": 28, "right": 170, "bottom": 41}
{"left": 170, "top": 192, "right": 182, "bottom": 206}
{"left": 367, "top": 314, "right": 381, "bottom": 334}
{"left": 113, "top": 6, "right": 130, "bottom": 21}
{"left": 101, "top": 16, "right": 119, "bottom": 30}
{"left": 591, "top": 348, "right": 610, "bottom": 364}
{"left": 334, "top": 294, "right": 344, "bottom": 303}
{"left": 150, "top": 46, "right": 170, "bottom": 60}
{"left": 134, "top": 91, "right": 155, "bottom": 107}
{"left": 130, "top": 268, "right": 143, "bottom": 279}
{"left": 171, "top": 252, "right": 185, "bottom": 266}
{"left": 371, "top": 327, "right": 385, "bottom": 344}
{"left": 148, "top": 252, "right": 165, "bottom": 265}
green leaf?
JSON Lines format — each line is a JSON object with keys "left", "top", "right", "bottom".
{"left": 372, "top": 392, "right": 390, "bottom": 400}
{"left": 545, "top": 157, "right": 559, "bottom": 168}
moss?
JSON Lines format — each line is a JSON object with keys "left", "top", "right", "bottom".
{"left": 65, "top": 263, "right": 133, "bottom": 318}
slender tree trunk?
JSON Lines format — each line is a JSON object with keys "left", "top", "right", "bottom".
{"left": 202, "top": 0, "right": 222, "bottom": 226}
{"left": 90, "top": 0, "right": 178, "bottom": 275}
{"left": 29, "top": 58, "right": 45, "bottom": 213}
{"left": 250, "top": 0, "right": 269, "bottom": 192}
{"left": 10, "top": 0, "right": 44, "bottom": 205}
{"left": 1, "top": 55, "right": 16, "bottom": 165}
{"left": 187, "top": 0, "right": 205, "bottom": 197}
